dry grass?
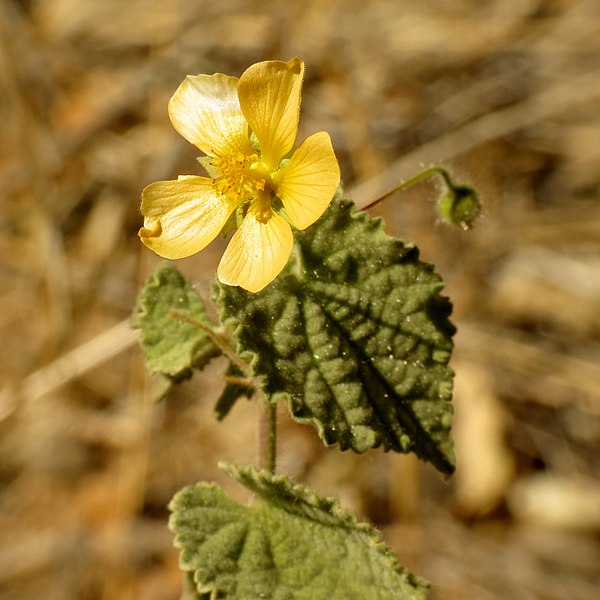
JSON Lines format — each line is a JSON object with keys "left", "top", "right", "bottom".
{"left": 1, "top": 0, "right": 599, "bottom": 598}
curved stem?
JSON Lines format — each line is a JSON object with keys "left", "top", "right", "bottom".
{"left": 361, "top": 166, "right": 454, "bottom": 210}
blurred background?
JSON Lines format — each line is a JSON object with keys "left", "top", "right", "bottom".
{"left": 1, "top": 0, "right": 599, "bottom": 598}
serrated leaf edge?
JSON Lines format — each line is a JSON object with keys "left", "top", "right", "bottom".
{"left": 169, "top": 463, "right": 429, "bottom": 597}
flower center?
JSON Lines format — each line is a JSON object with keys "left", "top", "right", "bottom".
{"left": 210, "top": 152, "right": 273, "bottom": 206}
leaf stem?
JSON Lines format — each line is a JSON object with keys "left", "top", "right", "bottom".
{"left": 258, "top": 391, "right": 277, "bottom": 473}
{"left": 169, "top": 310, "right": 250, "bottom": 376}
{"left": 171, "top": 308, "right": 277, "bottom": 472}
{"left": 222, "top": 374, "right": 256, "bottom": 388}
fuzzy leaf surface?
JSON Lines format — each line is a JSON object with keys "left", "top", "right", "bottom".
{"left": 133, "top": 262, "right": 220, "bottom": 380}
{"left": 217, "top": 199, "right": 455, "bottom": 474}
{"left": 169, "top": 464, "right": 429, "bottom": 599}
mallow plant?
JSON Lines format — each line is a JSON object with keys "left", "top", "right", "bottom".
{"left": 133, "top": 57, "right": 479, "bottom": 599}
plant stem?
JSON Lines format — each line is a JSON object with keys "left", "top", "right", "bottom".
{"left": 170, "top": 309, "right": 278, "bottom": 471}
{"left": 258, "top": 392, "right": 277, "bottom": 473}
{"left": 169, "top": 310, "right": 250, "bottom": 375}
{"left": 222, "top": 374, "right": 256, "bottom": 388}
{"left": 362, "top": 166, "right": 454, "bottom": 210}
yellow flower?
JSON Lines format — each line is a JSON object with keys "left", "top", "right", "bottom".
{"left": 139, "top": 58, "right": 340, "bottom": 293}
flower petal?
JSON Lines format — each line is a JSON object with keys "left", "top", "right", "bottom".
{"left": 139, "top": 176, "right": 237, "bottom": 259}
{"left": 237, "top": 58, "right": 304, "bottom": 169}
{"left": 275, "top": 131, "right": 340, "bottom": 230}
{"left": 217, "top": 203, "right": 293, "bottom": 293}
{"left": 168, "top": 74, "right": 254, "bottom": 157}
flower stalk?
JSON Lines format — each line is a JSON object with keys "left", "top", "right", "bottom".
{"left": 364, "top": 165, "right": 481, "bottom": 230}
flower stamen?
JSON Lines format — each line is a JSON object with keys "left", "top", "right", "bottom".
{"left": 210, "top": 153, "right": 268, "bottom": 205}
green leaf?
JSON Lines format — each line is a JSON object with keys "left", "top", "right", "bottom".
{"left": 214, "top": 363, "right": 255, "bottom": 421}
{"left": 132, "top": 262, "right": 220, "bottom": 381}
{"left": 216, "top": 199, "right": 455, "bottom": 475}
{"left": 169, "top": 464, "right": 429, "bottom": 599}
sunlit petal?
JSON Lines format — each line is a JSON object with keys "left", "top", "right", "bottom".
{"left": 139, "top": 176, "right": 237, "bottom": 259}
{"left": 238, "top": 58, "right": 304, "bottom": 169}
{"left": 168, "top": 74, "right": 254, "bottom": 157}
{"left": 276, "top": 131, "right": 340, "bottom": 230}
{"left": 217, "top": 204, "right": 293, "bottom": 292}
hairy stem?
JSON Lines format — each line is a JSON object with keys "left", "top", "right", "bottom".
{"left": 258, "top": 392, "right": 277, "bottom": 473}
{"left": 169, "top": 310, "right": 250, "bottom": 375}
{"left": 362, "top": 166, "right": 455, "bottom": 209}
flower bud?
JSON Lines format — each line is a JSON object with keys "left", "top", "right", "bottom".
{"left": 437, "top": 184, "right": 481, "bottom": 230}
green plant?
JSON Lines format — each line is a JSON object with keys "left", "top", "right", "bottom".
{"left": 133, "top": 58, "right": 479, "bottom": 599}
